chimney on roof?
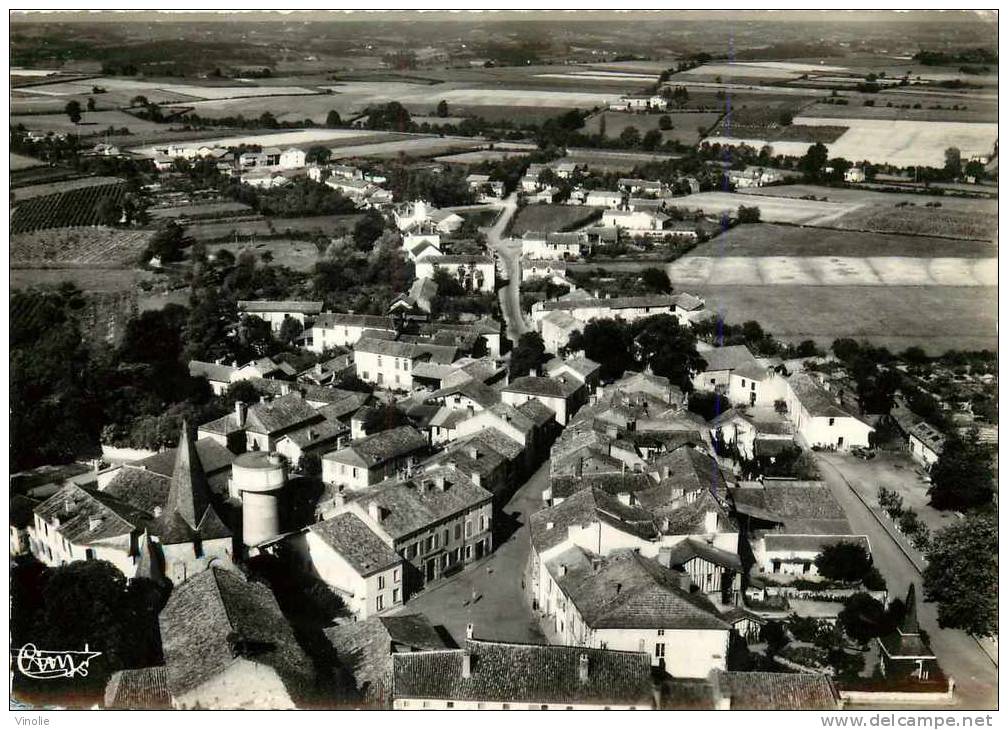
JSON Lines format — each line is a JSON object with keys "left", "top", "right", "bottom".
{"left": 461, "top": 650, "right": 472, "bottom": 679}
{"left": 469, "top": 445, "right": 479, "bottom": 460}
{"left": 260, "top": 395, "right": 269, "bottom": 405}
{"left": 235, "top": 401, "right": 247, "bottom": 427}
{"left": 367, "top": 501, "right": 381, "bottom": 522}
{"left": 153, "top": 505, "right": 163, "bottom": 519}
{"left": 280, "top": 383, "right": 291, "bottom": 396}
{"left": 89, "top": 516, "right": 103, "bottom": 531}
{"left": 546, "top": 521, "right": 555, "bottom": 530}
{"left": 578, "top": 653, "right": 589, "bottom": 683}
{"left": 529, "top": 368, "right": 537, "bottom": 378}
{"left": 704, "top": 510, "right": 718, "bottom": 534}
{"left": 316, "top": 362, "right": 324, "bottom": 375}
{"left": 466, "top": 623, "right": 474, "bottom": 640}
{"left": 560, "top": 564, "right": 568, "bottom": 577}
{"left": 232, "top": 360, "right": 238, "bottom": 368}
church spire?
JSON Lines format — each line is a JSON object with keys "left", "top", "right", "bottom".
{"left": 901, "top": 583, "right": 920, "bottom": 634}
{"left": 165, "top": 420, "right": 211, "bottom": 530}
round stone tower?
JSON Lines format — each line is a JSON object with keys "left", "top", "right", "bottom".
{"left": 231, "top": 451, "right": 286, "bottom": 548}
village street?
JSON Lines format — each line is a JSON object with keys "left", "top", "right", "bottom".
{"left": 482, "top": 192, "right": 529, "bottom": 345}
{"left": 816, "top": 453, "right": 998, "bottom": 710}
{"left": 386, "top": 459, "right": 550, "bottom": 646}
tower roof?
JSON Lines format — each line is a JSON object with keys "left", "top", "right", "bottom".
{"left": 901, "top": 583, "right": 919, "bottom": 635}
{"left": 165, "top": 420, "right": 211, "bottom": 531}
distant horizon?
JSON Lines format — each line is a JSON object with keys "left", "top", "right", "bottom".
{"left": 9, "top": 8, "right": 997, "bottom": 25}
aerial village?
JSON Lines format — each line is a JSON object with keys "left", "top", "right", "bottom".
{"left": 10, "top": 10, "right": 997, "bottom": 714}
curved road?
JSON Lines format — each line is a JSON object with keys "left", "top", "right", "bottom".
{"left": 483, "top": 193, "right": 529, "bottom": 347}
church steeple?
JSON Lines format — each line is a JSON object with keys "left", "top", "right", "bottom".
{"left": 900, "top": 583, "right": 920, "bottom": 635}
{"left": 165, "top": 420, "right": 211, "bottom": 530}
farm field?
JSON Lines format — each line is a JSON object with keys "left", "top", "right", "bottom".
{"left": 678, "top": 61, "right": 851, "bottom": 80}
{"left": 666, "top": 255, "right": 995, "bottom": 287}
{"left": 11, "top": 182, "right": 128, "bottom": 233}
{"left": 564, "top": 147, "right": 681, "bottom": 172}
{"left": 185, "top": 213, "right": 366, "bottom": 243}
{"left": 15, "top": 76, "right": 321, "bottom": 100}
{"left": 686, "top": 284, "right": 997, "bottom": 354}
{"left": 211, "top": 239, "right": 320, "bottom": 272}
{"left": 10, "top": 267, "right": 157, "bottom": 294}
{"left": 801, "top": 101, "right": 998, "bottom": 124}
{"left": 434, "top": 149, "right": 532, "bottom": 164}
{"left": 11, "top": 110, "right": 169, "bottom": 135}
{"left": 328, "top": 136, "right": 483, "bottom": 159}
{"left": 10, "top": 153, "right": 44, "bottom": 170}
{"left": 669, "top": 191, "right": 857, "bottom": 225}
{"left": 829, "top": 205, "right": 997, "bottom": 242}
{"left": 791, "top": 116, "right": 999, "bottom": 167}
{"left": 130, "top": 128, "right": 383, "bottom": 155}
{"left": 12, "top": 176, "right": 126, "bottom": 202}
{"left": 10, "top": 227, "right": 153, "bottom": 267}
{"left": 508, "top": 204, "right": 600, "bottom": 236}
{"left": 691, "top": 223, "right": 994, "bottom": 258}
{"left": 149, "top": 201, "right": 253, "bottom": 220}
{"left": 736, "top": 184, "right": 998, "bottom": 214}
{"left": 582, "top": 111, "right": 724, "bottom": 145}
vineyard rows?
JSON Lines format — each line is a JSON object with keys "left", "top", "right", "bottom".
{"left": 10, "top": 226, "right": 153, "bottom": 266}
{"left": 11, "top": 183, "right": 128, "bottom": 233}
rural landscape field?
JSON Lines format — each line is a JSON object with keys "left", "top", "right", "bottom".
{"left": 7, "top": 9, "right": 1000, "bottom": 716}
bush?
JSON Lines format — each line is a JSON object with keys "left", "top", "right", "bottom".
{"left": 877, "top": 487, "right": 903, "bottom": 520}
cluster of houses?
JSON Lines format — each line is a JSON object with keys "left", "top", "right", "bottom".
{"left": 307, "top": 163, "right": 394, "bottom": 208}
{"left": 15, "top": 296, "right": 937, "bottom": 708}
{"left": 12, "top": 134, "right": 949, "bottom": 710}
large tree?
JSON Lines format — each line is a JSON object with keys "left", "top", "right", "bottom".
{"left": 814, "top": 541, "right": 873, "bottom": 583}
{"left": 924, "top": 512, "right": 997, "bottom": 637}
{"left": 510, "top": 331, "right": 547, "bottom": 378}
{"left": 838, "top": 592, "right": 888, "bottom": 644}
{"left": 568, "top": 318, "right": 635, "bottom": 382}
{"left": 928, "top": 428, "right": 994, "bottom": 510}
{"left": 64, "top": 100, "right": 82, "bottom": 124}
{"left": 799, "top": 142, "right": 829, "bottom": 181}
{"left": 632, "top": 315, "right": 706, "bottom": 390}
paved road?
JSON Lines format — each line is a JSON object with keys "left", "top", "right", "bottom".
{"left": 482, "top": 192, "right": 529, "bottom": 346}
{"left": 816, "top": 453, "right": 997, "bottom": 710}
{"left": 387, "top": 459, "right": 550, "bottom": 646}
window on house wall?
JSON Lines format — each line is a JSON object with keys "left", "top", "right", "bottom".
{"left": 655, "top": 643, "right": 666, "bottom": 658}
{"left": 393, "top": 587, "right": 400, "bottom": 602}
{"left": 376, "top": 594, "right": 384, "bottom": 611}
{"left": 657, "top": 629, "right": 664, "bottom": 636}
{"left": 394, "top": 568, "right": 401, "bottom": 582}
{"left": 465, "top": 520, "right": 472, "bottom": 537}
{"left": 829, "top": 418, "right": 835, "bottom": 426}
{"left": 454, "top": 524, "right": 462, "bottom": 540}
{"left": 443, "top": 529, "right": 449, "bottom": 545}
{"left": 378, "top": 575, "right": 385, "bottom": 589}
